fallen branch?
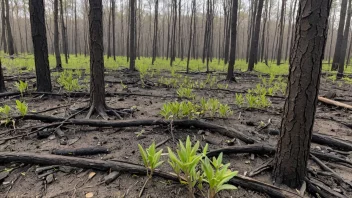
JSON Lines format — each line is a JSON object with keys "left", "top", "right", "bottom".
{"left": 318, "top": 96, "right": 352, "bottom": 110}
{"left": 269, "top": 130, "right": 352, "bottom": 151}
{"left": 0, "top": 152, "right": 299, "bottom": 198}
{"left": 16, "top": 115, "right": 257, "bottom": 144}
{"left": 305, "top": 177, "right": 348, "bottom": 198}
{"left": 310, "top": 154, "right": 352, "bottom": 188}
{"left": 206, "top": 144, "right": 352, "bottom": 168}
{"left": 51, "top": 147, "right": 110, "bottom": 156}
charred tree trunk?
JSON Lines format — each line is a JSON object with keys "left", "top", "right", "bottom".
{"left": 112, "top": 0, "right": 116, "bottom": 60}
{"left": 29, "top": 0, "right": 52, "bottom": 92}
{"left": 74, "top": 0, "right": 78, "bottom": 57}
{"left": 248, "top": 0, "right": 264, "bottom": 71}
{"left": 337, "top": 0, "right": 352, "bottom": 79}
{"left": 226, "top": 0, "right": 238, "bottom": 81}
{"left": 332, "top": 0, "right": 348, "bottom": 71}
{"left": 88, "top": 0, "right": 108, "bottom": 119}
{"left": 273, "top": 0, "right": 332, "bottom": 188}
{"left": 54, "top": 0, "right": 62, "bottom": 70}
{"left": 60, "top": 0, "right": 68, "bottom": 64}
{"left": 223, "top": 0, "right": 231, "bottom": 64}
{"left": 107, "top": 3, "right": 112, "bottom": 59}
{"left": 1, "top": 0, "right": 7, "bottom": 53}
{"left": 284, "top": 0, "right": 295, "bottom": 61}
{"left": 0, "top": 60, "right": 5, "bottom": 92}
{"left": 129, "top": 0, "right": 136, "bottom": 70}
{"left": 5, "top": 0, "right": 14, "bottom": 56}
{"left": 152, "top": 0, "right": 159, "bottom": 65}
{"left": 186, "top": 0, "right": 196, "bottom": 73}
{"left": 260, "top": 0, "right": 269, "bottom": 62}
{"left": 276, "top": 0, "right": 286, "bottom": 65}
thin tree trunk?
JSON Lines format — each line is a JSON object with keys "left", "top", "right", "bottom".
{"left": 248, "top": 0, "right": 264, "bottom": 71}
{"left": 328, "top": 8, "right": 336, "bottom": 64}
{"left": 332, "top": 0, "right": 348, "bottom": 70}
{"left": 88, "top": 0, "right": 108, "bottom": 118}
{"left": 54, "top": 0, "right": 62, "bottom": 70}
{"left": 29, "top": 0, "right": 52, "bottom": 92}
{"left": 112, "top": 0, "right": 116, "bottom": 60}
{"left": 5, "top": 0, "right": 14, "bottom": 56}
{"left": 1, "top": 0, "right": 7, "bottom": 53}
{"left": 276, "top": 0, "right": 286, "bottom": 65}
{"left": 226, "top": 0, "right": 238, "bottom": 81}
{"left": 129, "top": 0, "right": 136, "bottom": 70}
{"left": 337, "top": 0, "right": 352, "bottom": 79}
{"left": 60, "top": 0, "right": 68, "bottom": 64}
{"left": 152, "top": 0, "right": 159, "bottom": 65}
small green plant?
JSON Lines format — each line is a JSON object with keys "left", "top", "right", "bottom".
{"left": 120, "top": 81, "right": 127, "bottom": 90}
{"left": 207, "top": 98, "right": 220, "bottom": 117}
{"left": 219, "top": 104, "right": 233, "bottom": 118}
{"left": 168, "top": 136, "right": 208, "bottom": 198}
{"left": 15, "top": 80, "right": 28, "bottom": 97}
{"left": 57, "top": 70, "right": 81, "bottom": 91}
{"left": 160, "top": 101, "right": 200, "bottom": 120}
{"left": 246, "top": 94, "right": 257, "bottom": 108}
{"left": 257, "top": 94, "right": 271, "bottom": 108}
{"left": 234, "top": 93, "right": 244, "bottom": 107}
{"left": 177, "top": 87, "right": 196, "bottom": 99}
{"left": 16, "top": 100, "right": 28, "bottom": 116}
{"left": 138, "top": 142, "right": 164, "bottom": 177}
{"left": 201, "top": 153, "right": 238, "bottom": 198}
{"left": 0, "top": 105, "right": 12, "bottom": 125}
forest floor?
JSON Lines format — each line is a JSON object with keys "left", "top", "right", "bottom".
{"left": 0, "top": 66, "right": 351, "bottom": 198}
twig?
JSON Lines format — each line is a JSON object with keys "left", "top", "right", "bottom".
{"left": 156, "top": 138, "right": 170, "bottom": 148}
{"left": 139, "top": 177, "right": 150, "bottom": 197}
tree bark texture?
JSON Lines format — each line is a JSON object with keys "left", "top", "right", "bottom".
{"left": 273, "top": 0, "right": 332, "bottom": 188}
{"left": 29, "top": 0, "right": 52, "bottom": 92}
{"left": 226, "top": 0, "right": 238, "bottom": 81}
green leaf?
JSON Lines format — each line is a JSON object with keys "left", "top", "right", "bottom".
{"left": 216, "top": 184, "right": 238, "bottom": 192}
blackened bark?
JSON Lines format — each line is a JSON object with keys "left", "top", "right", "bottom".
{"left": 1, "top": 0, "right": 6, "bottom": 53}
{"left": 74, "top": 0, "right": 78, "bottom": 57}
{"left": 276, "top": 0, "right": 286, "bottom": 65}
{"left": 223, "top": 0, "right": 231, "bottom": 64}
{"left": 273, "top": 0, "right": 332, "bottom": 188}
{"left": 54, "top": 0, "right": 62, "bottom": 70}
{"left": 337, "top": 0, "right": 352, "bottom": 79}
{"left": 107, "top": 3, "right": 112, "bottom": 58}
{"left": 260, "top": 0, "right": 269, "bottom": 62}
{"left": 60, "top": 0, "right": 68, "bottom": 64}
{"left": 129, "top": 0, "right": 136, "bottom": 70}
{"left": 226, "top": 0, "right": 238, "bottom": 81}
{"left": 284, "top": 0, "right": 295, "bottom": 61}
{"left": 0, "top": 60, "right": 5, "bottom": 92}
{"left": 112, "top": 0, "right": 116, "bottom": 60}
{"left": 152, "top": 0, "right": 158, "bottom": 65}
{"left": 29, "top": 0, "right": 52, "bottom": 92}
{"left": 5, "top": 0, "right": 14, "bottom": 56}
{"left": 186, "top": 0, "right": 196, "bottom": 73}
{"left": 248, "top": 0, "right": 264, "bottom": 71}
{"left": 332, "top": 0, "right": 348, "bottom": 70}
{"left": 88, "top": 0, "right": 107, "bottom": 115}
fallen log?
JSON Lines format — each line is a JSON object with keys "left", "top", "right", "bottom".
{"left": 206, "top": 144, "right": 352, "bottom": 167}
{"left": 51, "top": 147, "right": 110, "bottom": 156}
{"left": 16, "top": 115, "right": 257, "bottom": 144}
{"left": 268, "top": 130, "right": 352, "bottom": 151}
{"left": 0, "top": 152, "right": 299, "bottom": 198}
{"left": 318, "top": 96, "right": 352, "bottom": 110}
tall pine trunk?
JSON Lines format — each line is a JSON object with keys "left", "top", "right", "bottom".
{"left": 29, "top": 0, "right": 52, "bottom": 92}
{"left": 273, "top": 0, "right": 332, "bottom": 188}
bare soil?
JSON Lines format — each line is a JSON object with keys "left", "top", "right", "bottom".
{"left": 0, "top": 70, "right": 351, "bottom": 198}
